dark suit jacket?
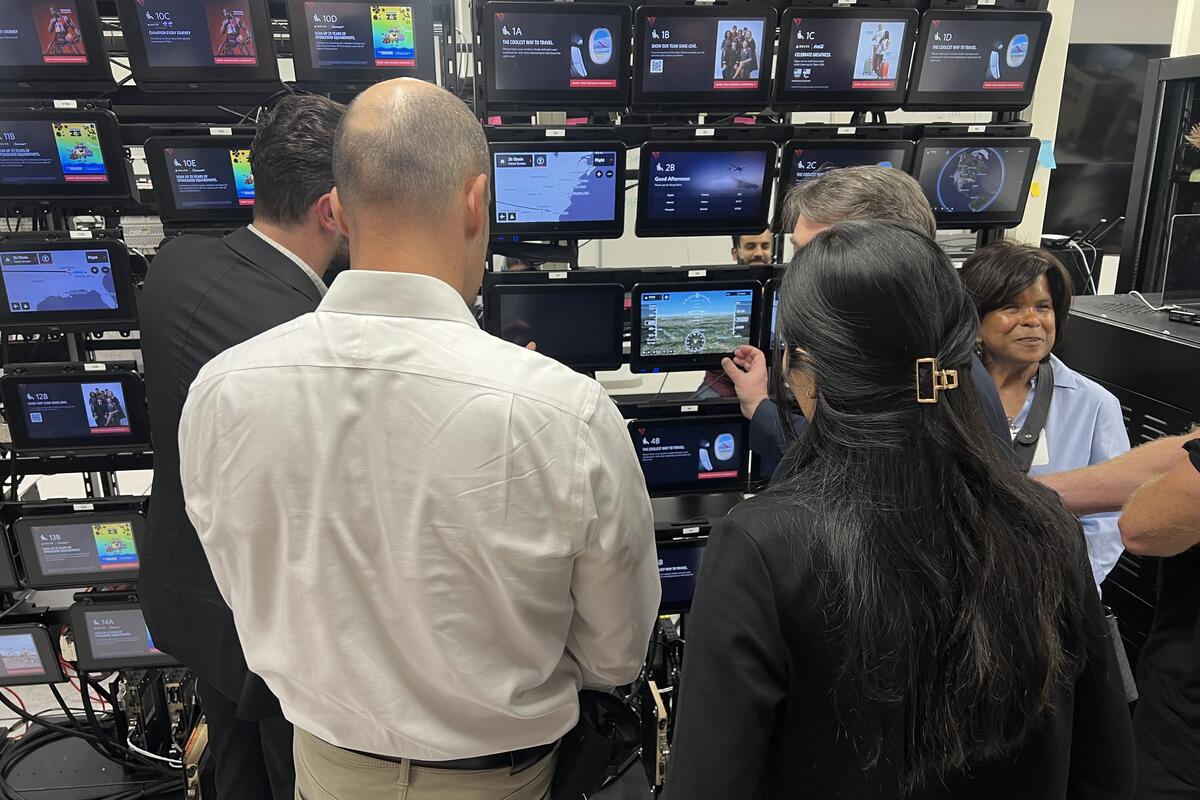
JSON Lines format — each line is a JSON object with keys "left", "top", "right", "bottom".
{"left": 138, "top": 227, "right": 323, "bottom": 716}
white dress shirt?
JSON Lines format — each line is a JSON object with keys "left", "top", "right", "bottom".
{"left": 179, "top": 270, "right": 660, "bottom": 760}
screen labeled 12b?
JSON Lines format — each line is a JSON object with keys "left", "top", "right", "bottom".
{"left": 916, "top": 145, "right": 1034, "bottom": 215}
{"left": 0, "top": 1, "right": 91, "bottom": 66}
{"left": 494, "top": 149, "right": 617, "bottom": 224}
{"left": 785, "top": 17, "right": 908, "bottom": 92}
{"left": 0, "top": 120, "right": 108, "bottom": 186}
{"left": 786, "top": 146, "right": 908, "bottom": 186}
{"left": 305, "top": 3, "right": 418, "bottom": 68}
{"left": 640, "top": 288, "right": 754, "bottom": 358}
{"left": 137, "top": 0, "right": 259, "bottom": 67}
{"left": 31, "top": 519, "right": 139, "bottom": 577}
{"left": 85, "top": 609, "right": 162, "bottom": 661}
{"left": 917, "top": 18, "right": 1042, "bottom": 93}
{"left": 492, "top": 9, "right": 623, "bottom": 91}
{"left": 642, "top": 14, "right": 767, "bottom": 92}
{"left": 1, "top": 249, "right": 118, "bottom": 314}
{"left": 20, "top": 380, "right": 131, "bottom": 439}
{"left": 634, "top": 419, "right": 744, "bottom": 487}
{"left": 164, "top": 146, "right": 254, "bottom": 209}
{"left": 644, "top": 149, "right": 767, "bottom": 223}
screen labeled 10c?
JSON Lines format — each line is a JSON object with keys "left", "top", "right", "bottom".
{"left": 136, "top": 0, "right": 260, "bottom": 68}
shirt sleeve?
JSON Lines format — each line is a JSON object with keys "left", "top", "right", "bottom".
{"left": 566, "top": 392, "right": 660, "bottom": 689}
{"left": 661, "top": 519, "right": 787, "bottom": 800}
{"left": 176, "top": 376, "right": 230, "bottom": 608}
{"left": 1079, "top": 391, "right": 1132, "bottom": 587}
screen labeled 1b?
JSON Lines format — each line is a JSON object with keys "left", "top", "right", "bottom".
{"left": 644, "top": 148, "right": 768, "bottom": 224}
{"left": 20, "top": 380, "right": 132, "bottom": 439}
{"left": 492, "top": 8, "right": 624, "bottom": 91}
{"left": 304, "top": 2, "right": 418, "bottom": 69}
{"left": 0, "top": 248, "right": 118, "bottom": 314}
{"left": 0, "top": 120, "right": 109, "bottom": 186}
{"left": 642, "top": 13, "right": 768, "bottom": 93}
{"left": 633, "top": 418, "right": 745, "bottom": 491}
{"left": 916, "top": 144, "right": 1034, "bottom": 216}
{"left": 494, "top": 149, "right": 618, "bottom": 225}
{"left": 0, "top": 1, "right": 91, "bottom": 66}
{"left": 136, "top": 0, "right": 260, "bottom": 67}
{"left": 164, "top": 146, "right": 255, "bottom": 210}
{"left": 917, "top": 17, "right": 1043, "bottom": 93}
{"left": 640, "top": 288, "right": 754, "bottom": 359}
{"left": 785, "top": 16, "right": 908, "bottom": 92}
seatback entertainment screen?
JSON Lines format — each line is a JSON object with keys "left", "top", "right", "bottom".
{"left": 657, "top": 536, "right": 707, "bottom": 612}
{"left": 484, "top": 283, "right": 624, "bottom": 372}
{"left": 0, "top": 625, "right": 63, "bottom": 687}
{"left": 287, "top": 0, "right": 436, "bottom": 85}
{"left": 0, "top": 111, "right": 127, "bottom": 202}
{"left": 631, "top": 281, "right": 761, "bottom": 372}
{"left": 0, "top": 367, "right": 149, "bottom": 454}
{"left": 483, "top": 1, "right": 631, "bottom": 110}
{"left": 14, "top": 509, "right": 143, "bottom": 588}
{"left": 633, "top": 5, "right": 776, "bottom": 110}
{"left": 490, "top": 141, "right": 624, "bottom": 239}
{"left": 907, "top": 10, "right": 1051, "bottom": 109}
{"left": 145, "top": 136, "right": 255, "bottom": 224}
{"left": 913, "top": 137, "right": 1039, "bottom": 229}
{"left": 775, "top": 139, "right": 914, "bottom": 227}
{"left": 0, "top": 240, "right": 137, "bottom": 332}
{"left": 71, "top": 602, "right": 178, "bottom": 671}
{"left": 773, "top": 8, "right": 917, "bottom": 109}
{"left": 630, "top": 415, "right": 750, "bottom": 495}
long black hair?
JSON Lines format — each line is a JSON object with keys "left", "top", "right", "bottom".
{"left": 770, "top": 220, "right": 1088, "bottom": 791}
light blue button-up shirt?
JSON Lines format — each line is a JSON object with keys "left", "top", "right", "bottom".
{"left": 1012, "top": 354, "right": 1131, "bottom": 590}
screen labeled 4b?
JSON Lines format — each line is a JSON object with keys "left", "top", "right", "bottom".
{"left": 632, "top": 417, "right": 747, "bottom": 492}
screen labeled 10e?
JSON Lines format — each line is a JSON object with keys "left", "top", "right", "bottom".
{"left": 164, "top": 146, "right": 255, "bottom": 210}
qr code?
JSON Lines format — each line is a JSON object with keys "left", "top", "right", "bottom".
{"left": 650, "top": 59, "right": 663, "bottom": 74}
{"left": 29, "top": 412, "right": 42, "bottom": 423}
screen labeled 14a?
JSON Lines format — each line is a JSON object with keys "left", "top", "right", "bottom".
{"left": 640, "top": 288, "right": 754, "bottom": 357}
{"left": 85, "top": 609, "right": 162, "bottom": 660}
{"left": 643, "top": 14, "right": 767, "bottom": 92}
{"left": 492, "top": 9, "right": 623, "bottom": 91}
{"left": 786, "top": 17, "right": 908, "bottom": 92}
{"left": 918, "top": 18, "right": 1042, "bottom": 93}
{"left": 0, "top": 249, "right": 118, "bottom": 314}
{"left": 32, "top": 519, "right": 139, "bottom": 576}
{"left": 0, "top": 120, "right": 108, "bottom": 186}
{"left": 137, "top": 0, "right": 259, "bottom": 67}
{"left": 916, "top": 144, "right": 1034, "bottom": 215}
{"left": 20, "top": 380, "right": 131, "bottom": 439}
{"left": 0, "top": 1, "right": 90, "bottom": 66}
{"left": 165, "top": 146, "right": 255, "bottom": 209}
{"left": 494, "top": 149, "right": 617, "bottom": 224}
{"left": 644, "top": 149, "right": 767, "bottom": 222}
{"left": 305, "top": 3, "right": 417, "bottom": 68}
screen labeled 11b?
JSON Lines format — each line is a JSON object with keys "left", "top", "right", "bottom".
{"left": 0, "top": 120, "right": 108, "bottom": 186}
{"left": 305, "top": 3, "right": 417, "bottom": 68}
{"left": 644, "top": 149, "right": 767, "bottom": 222}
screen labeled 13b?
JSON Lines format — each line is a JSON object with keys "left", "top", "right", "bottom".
{"left": 634, "top": 418, "right": 744, "bottom": 487}
{"left": 0, "top": 249, "right": 118, "bottom": 314}
{"left": 494, "top": 149, "right": 617, "bottom": 224}
{"left": 164, "top": 147, "right": 254, "bottom": 209}
{"left": 0, "top": 1, "right": 90, "bottom": 66}
{"left": 492, "top": 9, "right": 623, "bottom": 91}
{"left": 20, "top": 380, "right": 131, "bottom": 439}
{"left": 85, "top": 609, "right": 162, "bottom": 661}
{"left": 786, "top": 145, "right": 908, "bottom": 186}
{"left": 305, "top": 3, "right": 417, "bottom": 69}
{"left": 643, "top": 14, "right": 767, "bottom": 91}
{"left": 640, "top": 288, "right": 754, "bottom": 358}
{"left": 0, "top": 120, "right": 108, "bottom": 186}
{"left": 136, "top": 0, "right": 259, "bottom": 67}
{"left": 644, "top": 149, "right": 768, "bottom": 223}
{"left": 785, "top": 17, "right": 908, "bottom": 92}
{"left": 31, "top": 519, "right": 139, "bottom": 577}
{"left": 916, "top": 144, "right": 1034, "bottom": 215}
{"left": 917, "top": 18, "right": 1043, "bottom": 93}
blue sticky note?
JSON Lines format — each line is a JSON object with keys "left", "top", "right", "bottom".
{"left": 1038, "top": 139, "right": 1057, "bottom": 170}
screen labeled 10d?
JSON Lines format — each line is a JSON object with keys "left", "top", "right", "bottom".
{"left": 494, "top": 149, "right": 617, "bottom": 224}
{"left": 304, "top": 2, "right": 418, "bottom": 68}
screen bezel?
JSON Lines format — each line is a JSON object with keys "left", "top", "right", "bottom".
{"left": 629, "top": 414, "right": 751, "bottom": 496}
{"left": 1, "top": 370, "right": 150, "bottom": 454}
{"left": 483, "top": 283, "right": 625, "bottom": 372}
{"left": 115, "top": 0, "right": 280, "bottom": 89}
{"left": 905, "top": 10, "right": 1052, "bottom": 111}
{"left": 773, "top": 138, "right": 915, "bottom": 229}
{"left": 0, "top": 239, "right": 138, "bottom": 333}
{"left": 0, "top": 0, "right": 115, "bottom": 92}
{"left": 629, "top": 279, "right": 762, "bottom": 373}
{"left": 0, "top": 624, "right": 64, "bottom": 687}
{"left": 760, "top": 276, "right": 780, "bottom": 354}
{"left": 489, "top": 140, "right": 627, "bottom": 240}
{"left": 70, "top": 602, "right": 179, "bottom": 672}
{"left": 635, "top": 141, "right": 778, "bottom": 238}
{"left": 912, "top": 136, "right": 1039, "bottom": 229}
{"left": 286, "top": 0, "right": 437, "bottom": 87}
{"left": 632, "top": 5, "right": 778, "bottom": 112}
{"left": 143, "top": 135, "right": 256, "bottom": 224}
{"left": 14, "top": 509, "right": 144, "bottom": 589}
{"left": 772, "top": 7, "right": 919, "bottom": 111}
{"left": 0, "top": 109, "right": 129, "bottom": 203}
{"left": 481, "top": 1, "right": 633, "bottom": 111}
{"left": 656, "top": 535, "right": 708, "bottom": 613}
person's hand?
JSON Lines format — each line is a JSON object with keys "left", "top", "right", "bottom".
{"left": 721, "top": 345, "right": 769, "bottom": 421}
{"left": 526, "top": 342, "right": 537, "bottom": 351}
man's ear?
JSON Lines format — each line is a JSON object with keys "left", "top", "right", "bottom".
{"left": 464, "top": 173, "right": 489, "bottom": 239}
{"left": 316, "top": 192, "right": 339, "bottom": 234}
{"left": 329, "top": 188, "right": 351, "bottom": 237}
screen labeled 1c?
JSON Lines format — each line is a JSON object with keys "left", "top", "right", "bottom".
{"left": 492, "top": 8, "right": 624, "bottom": 91}
{"left": 785, "top": 16, "right": 909, "bottom": 92}
{"left": 304, "top": 3, "right": 418, "bottom": 69}
{"left": 918, "top": 17, "right": 1043, "bottom": 93}
{"left": 136, "top": 0, "right": 260, "bottom": 67}
{"left": 641, "top": 13, "right": 768, "bottom": 93}
{"left": 164, "top": 146, "right": 255, "bottom": 210}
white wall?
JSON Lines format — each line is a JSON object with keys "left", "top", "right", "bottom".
{"left": 1070, "top": 0, "right": 1179, "bottom": 44}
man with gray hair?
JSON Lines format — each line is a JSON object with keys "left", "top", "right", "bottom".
{"left": 178, "top": 79, "right": 660, "bottom": 798}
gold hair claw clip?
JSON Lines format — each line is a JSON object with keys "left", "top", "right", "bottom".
{"left": 915, "top": 357, "right": 959, "bottom": 404}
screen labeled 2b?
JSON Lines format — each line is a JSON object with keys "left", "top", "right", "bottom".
{"left": 639, "top": 145, "right": 773, "bottom": 235}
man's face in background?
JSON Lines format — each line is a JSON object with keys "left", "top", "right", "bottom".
{"left": 733, "top": 230, "right": 774, "bottom": 265}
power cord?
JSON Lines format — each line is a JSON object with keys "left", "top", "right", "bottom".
{"left": 1067, "top": 239, "right": 1099, "bottom": 296}
{"left": 1129, "top": 291, "right": 1179, "bottom": 313}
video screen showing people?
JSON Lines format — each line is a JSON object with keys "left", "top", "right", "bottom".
{"left": 658, "top": 540, "right": 705, "bottom": 610}
{"left": 784, "top": 144, "right": 911, "bottom": 187}
{"left": 490, "top": 7, "right": 625, "bottom": 92}
{"left": 30, "top": 518, "right": 140, "bottom": 578}
{"left": 783, "top": 15, "right": 910, "bottom": 93}
{"left": 303, "top": 3, "right": 419, "bottom": 69}
{"left": 0, "top": 248, "right": 119, "bottom": 314}
{"left": 84, "top": 608, "right": 163, "bottom": 661}
{"left": 0, "top": 2, "right": 90, "bottom": 66}
{"left": 0, "top": 632, "right": 50, "bottom": 680}
{"left": 493, "top": 286, "right": 622, "bottom": 370}
{"left": 916, "top": 15, "right": 1045, "bottom": 94}
{"left": 162, "top": 146, "right": 255, "bottom": 210}
{"left": 0, "top": 119, "right": 109, "bottom": 186}
{"left": 641, "top": 12, "right": 770, "bottom": 93}
{"left": 632, "top": 417, "right": 746, "bottom": 490}
{"left": 643, "top": 148, "right": 770, "bottom": 225}
{"left": 135, "top": 0, "right": 259, "bottom": 68}
{"left": 20, "top": 379, "right": 131, "bottom": 440}
{"left": 493, "top": 148, "right": 619, "bottom": 226}
{"left": 639, "top": 287, "right": 755, "bottom": 359}
{"left": 915, "top": 143, "right": 1036, "bottom": 217}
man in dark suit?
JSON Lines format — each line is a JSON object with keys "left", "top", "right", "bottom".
{"left": 138, "top": 94, "right": 347, "bottom": 800}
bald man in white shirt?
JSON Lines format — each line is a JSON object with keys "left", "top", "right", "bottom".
{"left": 178, "top": 79, "right": 660, "bottom": 799}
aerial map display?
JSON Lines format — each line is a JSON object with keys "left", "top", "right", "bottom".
{"left": 493, "top": 148, "right": 619, "bottom": 224}
{"left": 639, "top": 287, "right": 755, "bottom": 357}
{"left": 0, "top": 248, "right": 118, "bottom": 313}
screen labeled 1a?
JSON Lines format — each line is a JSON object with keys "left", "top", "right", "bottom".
{"left": 30, "top": 517, "right": 140, "bottom": 578}
{"left": 643, "top": 148, "right": 768, "bottom": 223}
{"left": 492, "top": 8, "right": 624, "bottom": 91}
{"left": 0, "top": 249, "right": 119, "bottom": 314}
{"left": 20, "top": 380, "right": 132, "bottom": 439}
{"left": 136, "top": 0, "right": 260, "bottom": 67}
{"left": 164, "top": 146, "right": 255, "bottom": 210}
{"left": 0, "top": 1, "right": 91, "bottom": 66}
{"left": 917, "top": 17, "right": 1043, "bottom": 93}
{"left": 633, "top": 418, "right": 745, "bottom": 489}
{"left": 0, "top": 120, "right": 109, "bottom": 186}
{"left": 641, "top": 12, "right": 770, "bottom": 93}
{"left": 916, "top": 143, "right": 1034, "bottom": 216}
{"left": 784, "top": 16, "right": 910, "bottom": 93}
{"left": 494, "top": 149, "right": 618, "bottom": 224}
{"left": 640, "top": 288, "right": 754, "bottom": 358}
{"left": 305, "top": 3, "right": 418, "bottom": 69}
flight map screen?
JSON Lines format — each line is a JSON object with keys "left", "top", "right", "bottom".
{"left": 493, "top": 148, "right": 619, "bottom": 226}
{"left": 0, "top": 119, "right": 108, "bottom": 186}
{"left": 638, "top": 287, "right": 754, "bottom": 359}
{"left": 490, "top": 7, "right": 624, "bottom": 92}
{"left": 916, "top": 144, "right": 1035, "bottom": 216}
{"left": 135, "top": 0, "right": 260, "bottom": 68}
{"left": 0, "top": 1, "right": 91, "bottom": 66}
{"left": 162, "top": 146, "right": 255, "bottom": 210}
{"left": 782, "top": 15, "right": 910, "bottom": 93}
{"left": 303, "top": 3, "right": 418, "bottom": 69}
{"left": 0, "top": 248, "right": 119, "bottom": 314}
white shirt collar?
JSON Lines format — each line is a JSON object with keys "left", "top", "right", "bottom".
{"left": 317, "top": 270, "right": 479, "bottom": 326}
{"left": 247, "top": 224, "right": 328, "bottom": 298}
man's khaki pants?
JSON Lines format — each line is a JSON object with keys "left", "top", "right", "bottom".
{"left": 294, "top": 728, "right": 556, "bottom": 800}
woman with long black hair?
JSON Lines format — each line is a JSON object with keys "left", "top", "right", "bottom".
{"left": 661, "top": 221, "right": 1135, "bottom": 799}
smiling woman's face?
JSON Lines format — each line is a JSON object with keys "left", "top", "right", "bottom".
{"left": 979, "top": 274, "right": 1056, "bottom": 368}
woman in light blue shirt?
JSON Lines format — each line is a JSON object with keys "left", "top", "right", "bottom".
{"left": 961, "top": 241, "right": 1129, "bottom": 589}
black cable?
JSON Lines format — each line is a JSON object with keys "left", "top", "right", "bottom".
{"left": 51, "top": 684, "right": 126, "bottom": 763}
